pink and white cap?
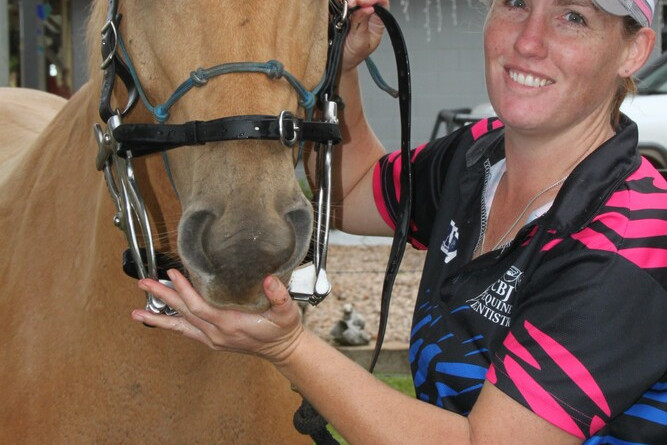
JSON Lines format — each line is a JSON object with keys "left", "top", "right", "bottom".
{"left": 593, "top": 0, "right": 655, "bottom": 27}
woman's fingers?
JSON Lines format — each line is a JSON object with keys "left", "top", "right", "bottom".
{"left": 165, "top": 269, "right": 219, "bottom": 321}
{"left": 342, "top": 2, "right": 385, "bottom": 70}
{"left": 131, "top": 308, "right": 213, "bottom": 346}
{"left": 263, "top": 275, "right": 291, "bottom": 310}
{"left": 261, "top": 275, "right": 301, "bottom": 327}
{"left": 131, "top": 271, "right": 304, "bottom": 360}
{"left": 135, "top": 271, "right": 222, "bottom": 339}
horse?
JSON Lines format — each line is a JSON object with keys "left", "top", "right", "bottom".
{"left": 0, "top": 1, "right": 334, "bottom": 443}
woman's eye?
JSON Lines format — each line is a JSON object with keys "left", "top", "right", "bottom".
{"left": 505, "top": 0, "right": 527, "bottom": 8}
{"left": 564, "top": 11, "right": 587, "bottom": 25}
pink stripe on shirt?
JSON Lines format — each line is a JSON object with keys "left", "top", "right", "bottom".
{"left": 618, "top": 247, "right": 667, "bottom": 268}
{"left": 503, "top": 331, "right": 541, "bottom": 369}
{"left": 628, "top": 157, "right": 667, "bottom": 185}
{"left": 542, "top": 238, "right": 564, "bottom": 252}
{"left": 572, "top": 225, "right": 667, "bottom": 268}
{"left": 594, "top": 211, "right": 667, "bottom": 238}
{"left": 606, "top": 189, "right": 667, "bottom": 210}
{"left": 571, "top": 227, "right": 617, "bottom": 252}
{"left": 504, "top": 355, "right": 585, "bottom": 438}
{"left": 524, "top": 320, "right": 611, "bottom": 418}
{"left": 373, "top": 145, "right": 429, "bottom": 247}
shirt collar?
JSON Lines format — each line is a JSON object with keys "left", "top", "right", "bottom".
{"left": 465, "top": 114, "right": 641, "bottom": 235}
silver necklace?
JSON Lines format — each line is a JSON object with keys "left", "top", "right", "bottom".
{"left": 481, "top": 148, "right": 591, "bottom": 253}
{"left": 483, "top": 174, "right": 566, "bottom": 252}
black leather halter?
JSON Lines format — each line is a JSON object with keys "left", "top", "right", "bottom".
{"left": 94, "top": 0, "right": 352, "bottom": 313}
{"left": 97, "top": 0, "right": 412, "bottom": 370}
{"left": 94, "top": 4, "right": 412, "bottom": 443}
{"left": 97, "top": 0, "right": 342, "bottom": 154}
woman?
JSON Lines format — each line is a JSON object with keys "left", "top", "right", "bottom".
{"left": 132, "top": 0, "right": 666, "bottom": 443}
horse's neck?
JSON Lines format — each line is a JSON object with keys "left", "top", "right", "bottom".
{"left": 0, "top": 83, "right": 180, "bottom": 280}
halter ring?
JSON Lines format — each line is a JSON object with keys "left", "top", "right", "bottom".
{"left": 278, "top": 110, "right": 299, "bottom": 147}
{"left": 100, "top": 20, "right": 118, "bottom": 69}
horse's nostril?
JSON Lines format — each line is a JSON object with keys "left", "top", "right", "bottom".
{"left": 278, "top": 204, "right": 314, "bottom": 273}
{"left": 285, "top": 205, "right": 313, "bottom": 244}
{"left": 178, "top": 210, "right": 216, "bottom": 273}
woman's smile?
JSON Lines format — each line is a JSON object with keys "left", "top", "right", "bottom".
{"left": 507, "top": 68, "right": 555, "bottom": 87}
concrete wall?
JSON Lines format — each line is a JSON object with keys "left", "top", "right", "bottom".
{"left": 0, "top": 0, "right": 8, "bottom": 86}
{"left": 358, "top": 0, "right": 489, "bottom": 150}
{"left": 70, "top": 0, "right": 89, "bottom": 91}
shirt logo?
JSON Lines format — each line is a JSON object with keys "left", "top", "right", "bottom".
{"left": 466, "top": 266, "right": 523, "bottom": 327}
{"left": 440, "top": 220, "right": 459, "bottom": 264}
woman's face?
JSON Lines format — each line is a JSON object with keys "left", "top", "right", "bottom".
{"left": 484, "top": 0, "right": 632, "bottom": 135}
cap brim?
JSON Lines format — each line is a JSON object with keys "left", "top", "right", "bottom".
{"left": 593, "top": 0, "right": 632, "bottom": 16}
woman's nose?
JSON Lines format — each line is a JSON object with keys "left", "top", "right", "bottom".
{"left": 513, "top": 13, "right": 549, "bottom": 59}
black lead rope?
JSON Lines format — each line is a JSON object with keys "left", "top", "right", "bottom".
{"left": 295, "top": 5, "right": 412, "bottom": 445}
{"left": 367, "top": 4, "right": 412, "bottom": 375}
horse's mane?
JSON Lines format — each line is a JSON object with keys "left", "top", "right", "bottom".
{"left": 85, "top": 1, "right": 108, "bottom": 92}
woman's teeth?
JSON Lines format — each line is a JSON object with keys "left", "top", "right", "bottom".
{"left": 509, "top": 70, "right": 553, "bottom": 87}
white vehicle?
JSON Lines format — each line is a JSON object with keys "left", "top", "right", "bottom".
{"left": 431, "top": 51, "right": 667, "bottom": 175}
{"left": 620, "top": 51, "right": 667, "bottom": 172}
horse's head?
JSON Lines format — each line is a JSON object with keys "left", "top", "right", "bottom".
{"left": 89, "top": 1, "right": 331, "bottom": 311}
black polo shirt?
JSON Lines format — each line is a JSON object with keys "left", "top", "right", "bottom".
{"left": 374, "top": 116, "right": 667, "bottom": 443}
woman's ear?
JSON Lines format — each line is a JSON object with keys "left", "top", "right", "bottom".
{"left": 619, "top": 28, "right": 656, "bottom": 78}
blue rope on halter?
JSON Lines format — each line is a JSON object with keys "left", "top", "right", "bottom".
{"left": 117, "top": 32, "right": 319, "bottom": 123}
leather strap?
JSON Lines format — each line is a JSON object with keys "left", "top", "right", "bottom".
{"left": 367, "top": 4, "right": 412, "bottom": 374}
{"left": 99, "top": 0, "right": 138, "bottom": 122}
{"left": 317, "top": 2, "right": 350, "bottom": 105}
{"left": 296, "top": 8, "right": 412, "bottom": 445}
{"left": 111, "top": 115, "right": 342, "bottom": 157}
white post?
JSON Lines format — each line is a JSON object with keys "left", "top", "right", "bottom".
{"left": 19, "top": 0, "right": 44, "bottom": 90}
{"left": 0, "top": 0, "right": 8, "bottom": 87}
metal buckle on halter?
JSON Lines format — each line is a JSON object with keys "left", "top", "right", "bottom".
{"left": 93, "top": 123, "right": 114, "bottom": 171}
{"left": 100, "top": 20, "right": 118, "bottom": 69}
{"left": 334, "top": 0, "right": 349, "bottom": 30}
{"left": 278, "top": 110, "right": 300, "bottom": 147}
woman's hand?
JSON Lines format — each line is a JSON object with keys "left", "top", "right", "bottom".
{"left": 341, "top": 0, "right": 389, "bottom": 72}
{"left": 131, "top": 270, "right": 305, "bottom": 365}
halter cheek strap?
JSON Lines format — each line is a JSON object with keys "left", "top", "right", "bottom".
{"left": 99, "top": 0, "right": 137, "bottom": 122}
{"left": 293, "top": 6, "right": 413, "bottom": 445}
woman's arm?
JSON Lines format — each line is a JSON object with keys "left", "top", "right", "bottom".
{"left": 131, "top": 271, "right": 582, "bottom": 445}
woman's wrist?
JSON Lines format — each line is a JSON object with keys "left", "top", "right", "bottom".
{"left": 270, "top": 327, "right": 329, "bottom": 377}
{"left": 263, "top": 322, "right": 307, "bottom": 367}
